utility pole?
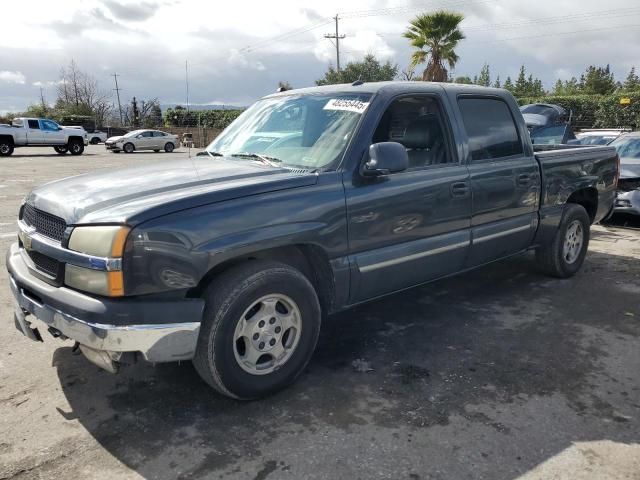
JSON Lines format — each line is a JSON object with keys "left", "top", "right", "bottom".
{"left": 185, "top": 60, "right": 190, "bottom": 115}
{"left": 112, "top": 73, "right": 124, "bottom": 126}
{"left": 39, "top": 87, "right": 47, "bottom": 113}
{"left": 324, "top": 14, "right": 345, "bottom": 71}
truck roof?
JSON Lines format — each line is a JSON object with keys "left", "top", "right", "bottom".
{"left": 265, "top": 81, "right": 509, "bottom": 99}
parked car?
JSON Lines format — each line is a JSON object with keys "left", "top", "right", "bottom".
{"left": 609, "top": 132, "right": 640, "bottom": 216}
{"left": 520, "top": 103, "right": 570, "bottom": 130}
{"left": 570, "top": 129, "right": 628, "bottom": 146}
{"left": 105, "top": 129, "right": 178, "bottom": 153}
{"left": 520, "top": 104, "right": 576, "bottom": 145}
{"left": 0, "top": 118, "right": 88, "bottom": 156}
{"left": 66, "top": 126, "right": 108, "bottom": 144}
{"left": 7, "top": 82, "right": 618, "bottom": 399}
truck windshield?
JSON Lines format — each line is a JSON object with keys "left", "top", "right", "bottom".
{"left": 206, "top": 93, "right": 372, "bottom": 169}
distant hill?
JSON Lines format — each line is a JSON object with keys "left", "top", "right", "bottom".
{"left": 161, "top": 103, "right": 245, "bottom": 111}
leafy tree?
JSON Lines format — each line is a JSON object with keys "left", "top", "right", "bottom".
{"left": 580, "top": 65, "right": 616, "bottom": 95}
{"left": 477, "top": 63, "right": 491, "bottom": 87}
{"left": 493, "top": 76, "right": 501, "bottom": 88}
{"left": 403, "top": 10, "right": 465, "bottom": 82}
{"left": 503, "top": 76, "right": 514, "bottom": 92}
{"left": 553, "top": 77, "right": 581, "bottom": 95}
{"left": 315, "top": 54, "right": 398, "bottom": 85}
{"left": 454, "top": 76, "right": 473, "bottom": 84}
{"left": 511, "top": 66, "right": 544, "bottom": 97}
{"left": 277, "top": 81, "right": 292, "bottom": 91}
{"left": 622, "top": 67, "right": 640, "bottom": 91}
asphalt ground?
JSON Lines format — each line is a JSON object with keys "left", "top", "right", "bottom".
{"left": 1, "top": 145, "right": 639, "bottom": 480}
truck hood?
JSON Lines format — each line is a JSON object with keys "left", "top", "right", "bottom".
{"left": 25, "top": 157, "right": 317, "bottom": 225}
{"left": 620, "top": 157, "right": 640, "bottom": 179}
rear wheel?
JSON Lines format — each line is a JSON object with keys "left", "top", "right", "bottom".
{"left": 0, "top": 140, "right": 15, "bottom": 156}
{"left": 164, "top": 142, "right": 175, "bottom": 153}
{"left": 68, "top": 140, "right": 84, "bottom": 155}
{"left": 54, "top": 146, "right": 68, "bottom": 154}
{"left": 123, "top": 142, "right": 135, "bottom": 153}
{"left": 90, "top": 137, "right": 100, "bottom": 145}
{"left": 193, "top": 260, "right": 321, "bottom": 400}
{"left": 536, "top": 204, "right": 590, "bottom": 278}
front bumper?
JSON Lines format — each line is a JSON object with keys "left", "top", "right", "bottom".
{"left": 105, "top": 143, "right": 122, "bottom": 151}
{"left": 6, "top": 243, "right": 204, "bottom": 364}
{"left": 614, "top": 189, "right": 640, "bottom": 216}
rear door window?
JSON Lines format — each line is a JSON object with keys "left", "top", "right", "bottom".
{"left": 28, "top": 120, "right": 40, "bottom": 129}
{"left": 458, "top": 97, "right": 523, "bottom": 161}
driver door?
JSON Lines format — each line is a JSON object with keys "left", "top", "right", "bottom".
{"left": 40, "top": 120, "right": 65, "bottom": 145}
{"left": 344, "top": 94, "right": 472, "bottom": 302}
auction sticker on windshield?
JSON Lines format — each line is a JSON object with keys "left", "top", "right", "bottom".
{"left": 324, "top": 99, "right": 370, "bottom": 114}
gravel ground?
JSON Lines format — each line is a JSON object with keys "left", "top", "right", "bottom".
{"left": 1, "top": 145, "right": 639, "bottom": 480}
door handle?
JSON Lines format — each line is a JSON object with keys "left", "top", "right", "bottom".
{"left": 450, "top": 182, "right": 470, "bottom": 197}
{"left": 517, "top": 174, "right": 531, "bottom": 186}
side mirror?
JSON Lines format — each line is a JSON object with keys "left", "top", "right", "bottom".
{"left": 362, "top": 142, "right": 409, "bottom": 177}
{"left": 58, "top": 126, "right": 63, "bottom": 131}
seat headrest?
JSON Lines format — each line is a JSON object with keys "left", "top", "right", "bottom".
{"left": 402, "top": 115, "right": 441, "bottom": 149}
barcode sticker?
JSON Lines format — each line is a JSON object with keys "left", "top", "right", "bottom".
{"left": 323, "top": 99, "right": 370, "bottom": 114}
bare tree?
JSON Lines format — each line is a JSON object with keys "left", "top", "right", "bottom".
{"left": 56, "top": 60, "right": 112, "bottom": 126}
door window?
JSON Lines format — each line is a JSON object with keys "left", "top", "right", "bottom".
{"left": 40, "top": 120, "right": 59, "bottom": 132}
{"left": 141, "top": 131, "right": 153, "bottom": 137}
{"left": 458, "top": 98, "right": 523, "bottom": 161}
{"left": 27, "top": 120, "right": 40, "bottom": 129}
{"left": 153, "top": 131, "right": 167, "bottom": 137}
{"left": 371, "top": 96, "right": 453, "bottom": 169}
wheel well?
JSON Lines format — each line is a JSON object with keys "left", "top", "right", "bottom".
{"left": 566, "top": 187, "right": 598, "bottom": 223}
{"left": 189, "top": 245, "right": 335, "bottom": 314}
{"left": 0, "top": 135, "right": 14, "bottom": 145}
{"left": 68, "top": 135, "right": 84, "bottom": 143}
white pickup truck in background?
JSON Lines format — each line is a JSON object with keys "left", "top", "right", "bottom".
{"left": 0, "top": 118, "right": 88, "bottom": 156}
{"left": 66, "top": 126, "right": 107, "bottom": 144}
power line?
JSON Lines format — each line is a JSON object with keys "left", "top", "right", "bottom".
{"left": 112, "top": 73, "right": 123, "bottom": 126}
{"left": 324, "top": 14, "right": 346, "bottom": 71}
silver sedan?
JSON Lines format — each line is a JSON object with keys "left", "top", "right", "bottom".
{"left": 105, "top": 129, "right": 179, "bottom": 153}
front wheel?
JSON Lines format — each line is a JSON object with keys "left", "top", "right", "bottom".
{"left": 90, "top": 137, "right": 100, "bottom": 145}
{"left": 193, "top": 260, "right": 321, "bottom": 400}
{"left": 123, "top": 142, "right": 135, "bottom": 153}
{"left": 0, "top": 141, "right": 15, "bottom": 156}
{"left": 536, "top": 204, "right": 590, "bottom": 278}
{"left": 54, "top": 146, "right": 68, "bottom": 155}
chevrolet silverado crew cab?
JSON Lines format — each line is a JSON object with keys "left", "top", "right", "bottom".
{"left": 0, "top": 118, "right": 88, "bottom": 156}
{"left": 7, "top": 82, "right": 618, "bottom": 399}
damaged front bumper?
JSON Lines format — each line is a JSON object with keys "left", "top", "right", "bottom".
{"left": 7, "top": 242, "right": 204, "bottom": 372}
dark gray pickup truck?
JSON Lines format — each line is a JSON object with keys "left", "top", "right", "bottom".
{"left": 7, "top": 82, "right": 619, "bottom": 399}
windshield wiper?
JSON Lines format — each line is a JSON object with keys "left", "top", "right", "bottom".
{"left": 230, "top": 152, "right": 282, "bottom": 167}
{"left": 197, "top": 150, "right": 224, "bottom": 158}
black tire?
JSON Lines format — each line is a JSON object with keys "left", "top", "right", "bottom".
{"left": 54, "top": 146, "right": 68, "bottom": 155}
{"left": 0, "top": 139, "right": 14, "bottom": 156}
{"left": 123, "top": 142, "right": 135, "bottom": 154}
{"left": 164, "top": 142, "right": 175, "bottom": 153}
{"left": 90, "top": 137, "right": 100, "bottom": 145}
{"left": 68, "top": 140, "right": 84, "bottom": 155}
{"left": 536, "top": 204, "right": 590, "bottom": 278}
{"left": 193, "top": 260, "right": 321, "bottom": 400}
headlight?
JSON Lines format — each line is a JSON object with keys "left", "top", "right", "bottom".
{"left": 65, "top": 226, "right": 129, "bottom": 297}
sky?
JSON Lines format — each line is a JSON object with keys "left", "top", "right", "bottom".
{"left": 1, "top": 0, "right": 640, "bottom": 114}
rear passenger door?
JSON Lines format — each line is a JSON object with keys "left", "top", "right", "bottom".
{"left": 26, "top": 119, "right": 43, "bottom": 144}
{"left": 456, "top": 96, "right": 539, "bottom": 267}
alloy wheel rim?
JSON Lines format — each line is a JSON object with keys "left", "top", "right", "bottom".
{"left": 232, "top": 294, "right": 302, "bottom": 375}
{"left": 563, "top": 220, "right": 583, "bottom": 264}
{"left": 0, "top": 144, "right": 9, "bottom": 154}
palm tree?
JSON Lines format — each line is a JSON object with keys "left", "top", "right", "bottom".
{"left": 403, "top": 11, "right": 465, "bottom": 82}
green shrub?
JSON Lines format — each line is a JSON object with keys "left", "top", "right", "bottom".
{"left": 516, "top": 94, "right": 640, "bottom": 129}
{"left": 164, "top": 108, "right": 243, "bottom": 129}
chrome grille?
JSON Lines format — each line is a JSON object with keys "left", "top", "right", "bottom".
{"left": 27, "top": 250, "right": 61, "bottom": 277}
{"left": 22, "top": 204, "right": 67, "bottom": 242}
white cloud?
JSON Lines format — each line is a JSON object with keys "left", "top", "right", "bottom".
{"left": 228, "top": 49, "right": 266, "bottom": 71}
{"left": 0, "top": 71, "right": 26, "bottom": 84}
{"left": 32, "top": 80, "right": 62, "bottom": 87}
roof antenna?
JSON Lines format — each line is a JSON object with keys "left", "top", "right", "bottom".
{"left": 352, "top": 76, "right": 364, "bottom": 86}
